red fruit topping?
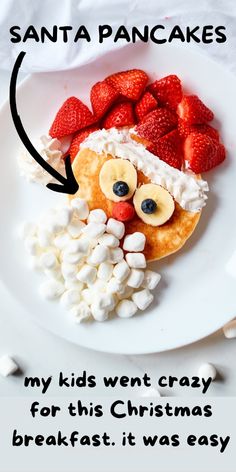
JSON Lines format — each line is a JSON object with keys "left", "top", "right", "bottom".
{"left": 90, "top": 81, "right": 119, "bottom": 119}
{"left": 177, "top": 95, "right": 214, "bottom": 125}
{"left": 152, "top": 129, "right": 183, "bottom": 170}
{"left": 184, "top": 132, "right": 226, "bottom": 173}
{"left": 149, "top": 74, "right": 182, "bottom": 110}
{"left": 135, "top": 108, "right": 178, "bottom": 143}
{"left": 112, "top": 202, "right": 135, "bottom": 222}
{"left": 103, "top": 102, "right": 135, "bottom": 129}
{"left": 178, "top": 119, "right": 219, "bottom": 141}
{"left": 106, "top": 69, "right": 148, "bottom": 101}
{"left": 49, "top": 97, "right": 94, "bottom": 138}
{"left": 69, "top": 125, "right": 100, "bottom": 162}
{"left": 135, "top": 91, "right": 157, "bottom": 121}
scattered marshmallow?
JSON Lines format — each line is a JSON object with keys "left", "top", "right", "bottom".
{"left": 82, "top": 222, "right": 106, "bottom": 239}
{"left": 109, "top": 247, "right": 124, "bottom": 264}
{"left": 106, "top": 218, "right": 125, "bottom": 239}
{"left": 60, "top": 289, "right": 81, "bottom": 308}
{"left": 132, "top": 289, "right": 154, "bottom": 310}
{"left": 67, "top": 220, "right": 86, "bottom": 238}
{"left": 107, "top": 277, "right": 124, "bottom": 294}
{"left": 24, "top": 236, "right": 39, "bottom": 256}
{"left": 88, "top": 245, "right": 109, "bottom": 265}
{"left": 94, "top": 293, "right": 115, "bottom": 311}
{"left": 62, "top": 251, "right": 84, "bottom": 264}
{"left": 0, "top": 355, "right": 19, "bottom": 377}
{"left": 142, "top": 270, "right": 161, "bottom": 290}
{"left": 71, "top": 302, "right": 91, "bottom": 323}
{"left": 115, "top": 300, "right": 138, "bottom": 318}
{"left": 126, "top": 253, "right": 146, "bottom": 269}
{"left": 39, "top": 279, "right": 65, "bottom": 300}
{"left": 113, "top": 260, "right": 130, "bottom": 282}
{"left": 54, "top": 233, "right": 72, "bottom": 250}
{"left": 81, "top": 288, "right": 93, "bottom": 305}
{"left": 88, "top": 209, "right": 107, "bottom": 224}
{"left": 97, "top": 262, "right": 113, "bottom": 281}
{"left": 91, "top": 304, "right": 109, "bottom": 322}
{"left": 198, "top": 363, "right": 217, "bottom": 381}
{"left": 98, "top": 234, "right": 119, "bottom": 248}
{"left": 56, "top": 206, "right": 72, "bottom": 227}
{"left": 117, "top": 285, "right": 134, "bottom": 300}
{"left": 123, "top": 232, "right": 146, "bottom": 252}
{"left": 40, "top": 251, "right": 58, "bottom": 270}
{"left": 77, "top": 265, "right": 97, "bottom": 284}
{"left": 223, "top": 319, "right": 236, "bottom": 339}
{"left": 71, "top": 198, "right": 89, "bottom": 220}
{"left": 127, "top": 269, "right": 144, "bottom": 288}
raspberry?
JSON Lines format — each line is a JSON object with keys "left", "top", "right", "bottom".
{"left": 112, "top": 202, "right": 135, "bottom": 222}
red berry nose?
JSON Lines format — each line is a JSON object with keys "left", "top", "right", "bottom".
{"left": 112, "top": 201, "right": 135, "bottom": 222}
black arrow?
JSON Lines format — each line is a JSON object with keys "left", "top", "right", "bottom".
{"left": 9, "top": 51, "right": 79, "bottom": 194}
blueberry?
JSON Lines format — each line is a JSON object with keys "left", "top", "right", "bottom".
{"left": 141, "top": 198, "right": 157, "bottom": 214}
{"left": 113, "top": 181, "right": 129, "bottom": 197}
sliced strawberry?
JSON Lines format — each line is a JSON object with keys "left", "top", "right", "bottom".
{"left": 177, "top": 95, "right": 214, "bottom": 125}
{"left": 178, "top": 119, "right": 219, "bottom": 141}
{"left": 149, "top": 74, "right": 182, "bottom": 110}
{"left": 150, "top": 129, "right": 183, "bottom": 169}
{"left": 135, "top": 108, "right": 178, "bottom": 143}
{"left": 184, "top": 132, "right": 225, "bottom": 173}
{"left": 103, "top": 102, "right": 135, "bottom": 129}
{"left": 135, "top": 91, "right": 157, "bottom": 121}
{"left": 69, "top": 125, "right": 100, "bottom": 162}
{"left": 90, "top": 81, "right": 119, "bottom": 119}
{"left": 106, "top": 69, "right": 148, "bottom": 101}
{"left": 49, "top": 97, "right": 94, "bottom": 138}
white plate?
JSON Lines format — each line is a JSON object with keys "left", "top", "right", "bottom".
{"left": 0, "top": 43, "right": 236, "bottom": 354}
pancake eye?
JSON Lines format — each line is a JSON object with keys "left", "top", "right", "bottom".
{"left": 133, "top": 183, "right": 175, "bottom": 226}
{"left": 99, "top": 158, "right": 137, "bottom": 202}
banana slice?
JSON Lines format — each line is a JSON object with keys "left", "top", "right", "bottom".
{"left": 99, "top": 158, "right": 137, "bottom": 202}
{"left": 133, "top": 183, "right": 175, "bottom": 226}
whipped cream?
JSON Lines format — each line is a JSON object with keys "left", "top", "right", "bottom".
{"left": 18, "top": 135, "right": 66, "bottom": 185}
{"left": 81, "top": 128, "right": 209, "bottom": 212}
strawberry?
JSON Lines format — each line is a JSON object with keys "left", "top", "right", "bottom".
{"left": 135, "top": 91, "right": 157, "bottom": 121}
{"left": 69, "top": 125, "right": 100, "bottom": 162}
{"left": 151, "top": 129, "right": 183, "bottom": 169}
{"left": 135, "top": 108, "right": 178, "bottom": 143}
{"left": 112, "top": 202, "right": 135, "bottom": 222}
{"left": 106, "top": 69, "right": 148, "bottom": 101}
{"left": 184, "top": 132, "right": 226, "bottom": 173}
{"left": 103, "top": 102, "right": 135, "bottom": 129}
{"left": 178, "top": 119, "right": 219, "bottom": 141}
{"left": 149, "top": 74, "right": 182, "bottom": 110}
{"left": 177, "top": 95, "right": 214, "bottom": 125}
{"left": 90, "top": 81, "right": 119, "bottom": 119}
{"left": 49, "top": 97, "right": 94, "bottom": 138}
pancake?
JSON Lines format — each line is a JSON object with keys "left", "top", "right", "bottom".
{"left": 69, "top": 148, "right": 201, "bottom": 261}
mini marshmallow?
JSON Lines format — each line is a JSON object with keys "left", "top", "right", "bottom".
{"left": 123, "top": 232, "right": 146, "bottom": 252}
{"left": 88, "top": 245, "right": 109, "bottom": 265}
{"left": 0, "top": 355, "right": 19, "bottom": 377}
{"left": 117, "top": 285, "right": 134, "bottom": 300}
{"left": 71, "top": 198, "right": 89, "bottom": 220}
{"left": 54, "top": 233, "right": 72, "bottom": 250}
{"left": 65, "top": 239, "right": 87, "bottom": 254}
{"left": 24, "top": 236, "right": 39, "bottom": 256}
{"left": 18, "top": 221, "right": 36, "bottom": 239}
{"left": 67, "top": 220, "right": 86, "bottom": 238}
{"left": 40, "top": 251, "right": 58, "bottom": 270}
{"left": 127, "top": 269, "right": 144, "bottom": 288}
{"left": 29, "top": 256, "right": 42, "bottom": 272}
{"left": 81, "top": 288, "right": 93, "bottom": 305}
{"left": 61, "top": 262, "right": 78, "bottom": 280}
{"left": 97, "top": 262, "right": 113, "bottom": 281}
{"left": 132, "top": 289, "right": 154, "bottom": 310}
{"left": 142, "top": 270, "right": 161, "bottom": 290}
{"left": 60, "top": 289, "right": 81, "bottom": 308}
{"left": 71, "top": 302, "right": 91, "bottom": 323}
{"left": 107, "top": 277, "right": 124, "bottom": 294}
{"left": 37, "top": 228, "right": 52, "bottom": 248}
{"left": 39, "top": 279, "right": 65, "bottom": 300}
{"left": 44, "top": 267, "right": 62, "bottom": 281}
{"left": 91, "top": 304, "right": 109, "bottom": 322}
{"left": 106, "top": 218, "right": 125, "bottom": 239}
{"left": 113, "top": 260, "right": 130, "bottom": 282}
{"left": 126, "top": 253, "right": 146, "bottom": 269}
{"left": 77, "top": 265, "right": 97, "bottom": 284}
{"left": 223, "top": 319, "right": 236, "bottom": 339}
{"left": 62, "top": 251, "right": 84, "bottom": 265}
{"left": 109, "top": 247, "right": 124, "bottom": 264}
{"left": 198, "top": 363, "right": 217, "bottom": 381}
{"left": 65, "top": 280, "right": 84, "bottom": 291}
{"left": 81, "top": 222, "right": 106, "bottom": 239}
{"left": 94, "top": 293, "right": 115, "bottom": 311}
{"left": 98, "top": 234, "right": 119, "bottom": 248}
{"left": 88, "top": 209, "right": 107, "bottom": 224}
{"left": 115, "top": 300, "right": 138, "bottom": 318}
{"left": 92, "top": 279, "right": 107, "bottom": 293}
{"left": 56, "top": 206, "right": 72, "bottom": 227}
